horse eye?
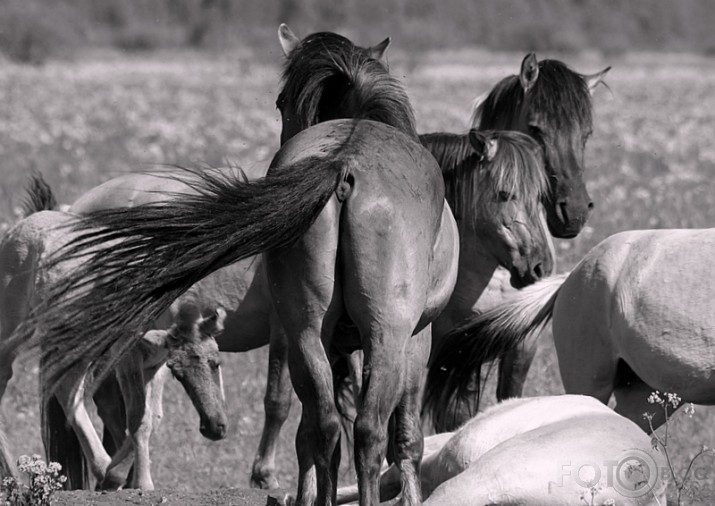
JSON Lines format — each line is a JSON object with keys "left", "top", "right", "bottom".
{"left": 498, "top": 191, "right": 513, "bottom": 202}
{"left": 528, "top": 125, "right": 542, "bottom": 138}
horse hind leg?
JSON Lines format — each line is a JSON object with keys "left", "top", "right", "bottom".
{"left": 251, "top": 316, "right": 292, "bottom": 490}
{"left": 496, "top": 329, "right": 541, "bottom": 401}
{"left": 613, "top": 360, "right": 668, "bottom": 433}
{"left": 265, "top": 197, "right": 344, "bottom": 506}
{"left": 389, "top": 327, "right": 431, "bottom": 506}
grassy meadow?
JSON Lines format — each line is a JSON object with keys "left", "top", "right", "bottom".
{"left": 2, "top": 46, "right": 715, "bottom": 503}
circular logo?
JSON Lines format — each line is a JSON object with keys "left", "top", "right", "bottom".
{"left": 613, "top": 448, "right": 660, "bottom": 498}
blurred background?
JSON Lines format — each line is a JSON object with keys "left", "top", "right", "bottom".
{"left": 2, "top": 1, "right": 715, "bottom": 504}
{"left": 1, "top": 0, "right": 715, "bottom": 64}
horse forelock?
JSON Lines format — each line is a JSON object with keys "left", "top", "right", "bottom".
{"left": 448, "top": 131, "right": 547, "bottom": 226}
{"left": 530, "top": 60, "right": 593, "bottom": 132}
{"left": 278, "top": 31, "right": 416, "bottom": 136}
{"left": 474, "top": 60, "right": 593, "bottom": 134}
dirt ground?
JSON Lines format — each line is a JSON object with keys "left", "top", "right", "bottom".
{"left": 53, "top": 487, "right": 290, "bottom": 506}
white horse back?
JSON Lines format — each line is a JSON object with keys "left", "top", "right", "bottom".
{"left": 424, "top": 395, "right": 666, "bottom": 505}
{"left": 556, "top": 227, "right": 715, "bottom": 402}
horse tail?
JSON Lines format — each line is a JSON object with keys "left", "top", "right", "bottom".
{"left": 28, "top": 158, "right": 349, "bottom": 399}
{"left": 0, "top": 423, "right": 15, "bottom": 479}
{"left": 41, "top": 394, "right": 88, "bottom": 489}
{"left": 424, "top": 273, "right": 567, "bottom": 431}
{"left": 21, "top": 173, "right": 58, "bottom": 217}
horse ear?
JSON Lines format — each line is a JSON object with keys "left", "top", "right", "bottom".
{"left": 142, "top": 329, "right": 168, "bottom": 349}
{"left": 468, "top": 129, "right": 486, "bottom": 160}
{"left": 519, "top": 53, "right": 539, "bottom": 93}
{"left": 368, "top": 37, "right": 391, "bottom": 63}
{"left": 468, "top": 130, "right": 498, "bottom": 162}
{"left": 278, "top": 23, "right": 300, "bottom": 56}
{"left": 199, "top": 308, "right": 226, "bottom": 337}
{"left": 583, "top": 66, "right": 611, "bottom": 95}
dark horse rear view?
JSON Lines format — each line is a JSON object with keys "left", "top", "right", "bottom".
{"left": 21, "top": 25, "right": 463, "bottom": 506}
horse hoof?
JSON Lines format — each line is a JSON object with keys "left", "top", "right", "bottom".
{"left": 250, "top": 473, "right": 280, "bottom": 490}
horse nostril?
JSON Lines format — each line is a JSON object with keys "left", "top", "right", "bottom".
{"left": 587, "top": 201, "right": 595, "bottom": 211}
{"left": 533, "top": 263, "right": 543, "bottom": 280}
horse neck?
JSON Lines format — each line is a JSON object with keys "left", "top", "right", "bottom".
{"left": 476, "top": 77, "right": 526, "bottom": 132}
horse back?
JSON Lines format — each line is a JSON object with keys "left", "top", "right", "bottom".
{"left": 70, "top": 166, "right": 254, "bottom": 214}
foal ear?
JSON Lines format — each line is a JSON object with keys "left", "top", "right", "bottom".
{"left": 199, "top": 307, "right": 227, "bottom": 337}
{"left": 143, "top": 329, "right": 168, "bottom": 349}
{"left": 583, "top": 66, "right": 612, "bottom": 95}
{"left": 519, "top": 53, "right": 539, "bottom": 93}
{"left": 368, "top": 37, "right": 391, "bottom": 63}
{"left": 278, "top": 23, "right": 300, "bottom": 56}
{"left": 468, "top": 130, "right": 498, "bottom": 162}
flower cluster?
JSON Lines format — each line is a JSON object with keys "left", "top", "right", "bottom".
{"left": 1, "top": 454, "right": 66, "bottom": 506}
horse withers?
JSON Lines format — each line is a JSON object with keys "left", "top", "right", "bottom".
{"left": 338, "top": 395, "right": 667, "bottom": 506}
{"left": 426, "top": 227, "right": 715, "bottom": 433}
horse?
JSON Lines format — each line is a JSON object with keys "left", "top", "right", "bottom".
{"left": 0, "top": 186, "right": 228, "bottom": 491}
{"left": 336, "top": 395, "right": 667, "bottom": 506}
{"left": 17, "top": 25, "right": 549, "bottom": 506}
{"left": 47, "top": 26, "right": 551, "bottom": 492}
{"left": 425, "top": 227, "right": 715, "bottom": 433}
{"left": 418, "top": 54, "right": 610, "bottom": 430}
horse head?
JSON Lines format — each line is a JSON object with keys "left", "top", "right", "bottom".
{"left": 275, "top": 24, "right": 415, "bottom": 145}
{"left": 143, "top": 304, "right": 227, "bottom": 441}
{"left": 459, "top": 130, "right": 553, "bottom": 288}
{"left": 475, "top": 54, "right": 610, "bottom": 238}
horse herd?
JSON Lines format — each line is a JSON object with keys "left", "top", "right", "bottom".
{"left": 2, "top": 22, "right": 708, "bottom": 505}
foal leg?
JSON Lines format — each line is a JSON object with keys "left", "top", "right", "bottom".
{"left": 496, "top": 329, "right": 540, "bottom": 401}
{"left": 52, "top": 369, "right": 112, "bottom": 482}
{"left": 251, "top": 316, "right": 292, "bottom": 489}
{"left": 113, "top": 349, "right": 155, "bottom": 490}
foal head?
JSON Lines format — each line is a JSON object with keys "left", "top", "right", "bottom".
{"left": 443, "top": 130, "right": 553, "bottom": 288}
{"left": 143, "top": 304, "right": 227, "bottom": 441}
{"left": 275, "top": 24, "right": 415, "bottom": 144}
{"left": 474, "top": 54, "right": 610, "bottom": 238}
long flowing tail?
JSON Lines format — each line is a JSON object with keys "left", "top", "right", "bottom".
{"left": 21, "top": 173, "right": 58, "bottom": 216}
{"left": 424, "top": 273, "right": 567, "bottom": 431}
{"left": 41, "top": 394, "right": 88, "bottom": 489}
{"left": 19, "top": 158, "right": 347, "bottom": 400}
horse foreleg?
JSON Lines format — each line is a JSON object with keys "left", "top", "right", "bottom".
{"left": 495, "top": 329, "right": 540, "bottom": 401}
{"left": 251, "top": 319, "right": 292, "bottom": 489}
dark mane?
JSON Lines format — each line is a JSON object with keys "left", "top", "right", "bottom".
{"left": 475, "top": 59, "right": 593, "bottom": 131}
{"left": 423, "top": 131, "right": 547, "bottom": 225}
{"left": 419, "top": 133, "right": 477, "bottom": 177}
{"left": 277, "top": 32, "right": 417, "bottom": 137}
{"left": 22, "top": 172, "right": 57, "bottom": 216}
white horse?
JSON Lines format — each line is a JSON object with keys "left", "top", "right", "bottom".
{"left": 425, "top": 227, "right": 715, "bottom": 433}
{"left": 337, "top": 395, "right": 667, "bottom": 506}
{"left": 0, "top": 194, "right": 228, "bottom": 490}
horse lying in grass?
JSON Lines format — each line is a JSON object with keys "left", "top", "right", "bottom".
{"left": 426, "top": 227, "right": 715, "bottom": 434}
{"left": 421, "top": 54, "right": 610, "bottom": 430}
{"left": 337, "top": 395, "right": 667, "bottom": 506}
{"left": 0, "top": 187, "right": 228, "bottom": 490}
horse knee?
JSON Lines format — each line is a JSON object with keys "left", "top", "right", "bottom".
{"left": 263, "top": 390, "right": 291, "bottom": 422}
